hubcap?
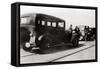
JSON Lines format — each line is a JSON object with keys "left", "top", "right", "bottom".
{"left": 25, "top": 42, "right": 30, "bottom": 48}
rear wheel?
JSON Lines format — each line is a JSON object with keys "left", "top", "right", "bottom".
{"left": 38, "top": 36, "right": 51, "bottom": 53}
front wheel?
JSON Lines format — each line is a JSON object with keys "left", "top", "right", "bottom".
{"left": 37, "top": 36, "right": 52, "bottom": 54}
{"left": 71, "top": 34, "right": 79, "bottom": 47}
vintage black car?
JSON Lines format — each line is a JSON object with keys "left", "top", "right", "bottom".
{"left": 20, "top": 13, "right": 80, "bottom": 53}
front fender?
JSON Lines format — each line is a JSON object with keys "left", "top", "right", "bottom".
{"left": 71, "top": 33, "right": 79, "bottom": 42}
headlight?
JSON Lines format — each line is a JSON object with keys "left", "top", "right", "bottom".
{"left": 25, "top": 42, "right": 30, "bottom": 48}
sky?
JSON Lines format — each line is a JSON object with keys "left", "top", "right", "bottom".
{"left": 20, "top": 5, "right": 95, "bottom": 29}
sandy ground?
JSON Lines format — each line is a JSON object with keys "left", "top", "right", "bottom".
{"left": 20, "top": 41, "right": 95, "bottom": 64}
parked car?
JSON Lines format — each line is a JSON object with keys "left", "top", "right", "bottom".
{"left": 84, "top": 27, "right": 96, "bottom": 41}
{"left": 20, "top": 13, "right": 80, "bottom": 53}
{"left": 80, "top": 26, "right": 96, "bottom": 41}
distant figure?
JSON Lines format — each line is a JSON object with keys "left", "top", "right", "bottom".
{"left": 69, "top": 24, "right": 73, "bottom": 33}
{"left": 74, "top": 26, "right": 81, "bottom": 39}
{"left": 84, "top": 26, "right": 89, "bottom": 34}
{"left": 74, "top": 26, "right": 80, "bottom": 34}
{"left": 84, "top": 26, "right": 89, "bottom": 41}
{"left": 67, "top": 24, "right": 73, "bottom": 39}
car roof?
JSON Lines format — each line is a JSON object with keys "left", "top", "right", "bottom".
{"left": 36, "top": 13, "right": 65, "bottom": 22}
{"left": 21, "top": 13, "right": 65, "bottom": 22}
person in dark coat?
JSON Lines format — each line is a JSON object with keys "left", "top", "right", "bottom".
{"left": 74, "top": 26, "right": 80, "bottom": 33}
{"left": 74, "top": 26, "right": 81, "bottom": 38}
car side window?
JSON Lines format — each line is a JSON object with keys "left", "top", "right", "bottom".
{"left": 42, "top": 21, "right": 45, "bottom": 25}
{"left": 47, "top": 22, "right": 51, "bottom": 26}
{"left": 38, "top": 20, "right": 40, "bottom": 24}
{"left": 52, "top": 22, "right": 56, "bottom": 27}
{"left": 58, "top": 22, "right": 64, "bottom": 28}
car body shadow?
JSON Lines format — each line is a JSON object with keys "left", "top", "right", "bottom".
{"left": 33, "top": 43, "right": 85, "bottom": 54}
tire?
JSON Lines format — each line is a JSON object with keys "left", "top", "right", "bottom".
{"left": 39, "top": 36, "right": 50, "bottom": 51}
{"left": 71, "top": 34, "right": 79, "bottom": 47}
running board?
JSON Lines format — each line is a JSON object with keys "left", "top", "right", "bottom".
{"left": 54, "top": 43, "right": 73, "bottom": 47}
